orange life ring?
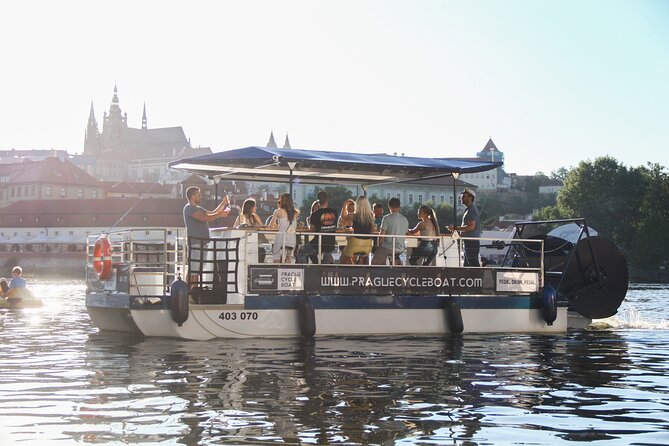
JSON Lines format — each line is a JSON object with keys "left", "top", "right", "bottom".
{"left": 93, "top": 235, "right": 113, "bottom": 281}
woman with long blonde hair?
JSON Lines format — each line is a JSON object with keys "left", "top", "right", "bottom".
{"left": 339, "top": 196, "right": 375, "bottom": 264}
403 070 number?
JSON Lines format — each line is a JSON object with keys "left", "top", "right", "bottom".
{"left": 218, "top": 312, "right": 259, "bottom": 321}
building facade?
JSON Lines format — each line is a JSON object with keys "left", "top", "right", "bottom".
{"left": 81, "top": 85, "right": 211, "bottom": 183}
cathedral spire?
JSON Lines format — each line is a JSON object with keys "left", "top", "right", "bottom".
{"left": 283, "top": 133, "right": 291, "bottom": 149}
{"left": 266, "top": 131, "right": 277, "bottom": 148}
{"left": 85, "top": 101, "right": 99, "bottom": 154}
{"left": 142, "top": 102, "right": 147, "bottom": 129}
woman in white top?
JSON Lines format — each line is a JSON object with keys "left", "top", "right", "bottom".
{"left": 269, "top": 193, "right": 300, "bottom": 263}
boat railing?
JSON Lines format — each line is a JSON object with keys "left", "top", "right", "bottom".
{"left": 217, "top": 228, "right": 544, "bottom": 271}
{"left": 86, "top": 227, "right": 187, "bottom": 296}
{"left": 86, "top": 227, "right": 545, "bottom": 299}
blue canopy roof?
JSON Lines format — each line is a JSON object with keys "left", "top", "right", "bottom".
{"left": 169, "top": 146, "right": 502, "bottom": 186}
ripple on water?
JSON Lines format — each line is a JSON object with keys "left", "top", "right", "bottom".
{"left": 1, "top": 281, "right": 669, "bottom": 444}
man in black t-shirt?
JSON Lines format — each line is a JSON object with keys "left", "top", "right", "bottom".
{"left": 304, "top": 191, "right": 338, "bottom": 264}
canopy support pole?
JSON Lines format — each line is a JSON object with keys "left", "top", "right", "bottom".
{"left": 452, "top": 172, "right": 460, "bottom": 226}
{"left": 287, "top": 162, "right": 297, "bottom": 198}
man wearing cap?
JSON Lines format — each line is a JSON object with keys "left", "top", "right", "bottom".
{"left": 448, "top": 188, "right": 481, "bottom": 266}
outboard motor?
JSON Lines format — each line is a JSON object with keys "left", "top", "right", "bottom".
{"left": 511, "top": 219, "right": 628, "bottom": 321}
{"left": 559, "top": 236, "right": 628, "bottom": 319}
{"left": 170, "top": 274, "right": 189, "bottom": 327}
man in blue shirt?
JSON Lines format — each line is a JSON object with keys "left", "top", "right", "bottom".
{"left": 183, "top": 186, "right": 231, "bottom": 287}
{"left": 448, "top": 188, "right": 481, "bottom": 267}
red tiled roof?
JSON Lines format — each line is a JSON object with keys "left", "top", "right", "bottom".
{"left": 5, "top": 157, "right": 101, "bottom": 187}
{"left": 0, "top": 198, "right": 187, "bottom": 228}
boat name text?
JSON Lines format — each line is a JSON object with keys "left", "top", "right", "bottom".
{"left": 320, "top": 276, "right": 483, "bottom": 288}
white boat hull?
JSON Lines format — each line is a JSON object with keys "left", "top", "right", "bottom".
{"left": 129, "top": 305, "right": 568, "bottom": 340}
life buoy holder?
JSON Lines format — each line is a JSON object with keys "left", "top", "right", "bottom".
{"left": 93, "top": 235, "right": 113, "bottom": 281}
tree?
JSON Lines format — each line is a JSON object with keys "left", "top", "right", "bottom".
{"left": 298, "top": 186, "right": 354, "bottom": 219}
{"left": 550, "top": 167, "right": 570, "bottom": 182}
{"left": 629, "top": 163, "right": 669, "bottom": 267}
{"left": 556, "top": 157, "right": 647, "bottom": 252}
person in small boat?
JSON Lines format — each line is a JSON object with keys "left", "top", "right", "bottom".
{"left": 233, "top": 198, "right": 264, "bottom": 228}
{"left": 9, "top": 266, "right": 27, "bottom": 289}
{"left": 407, "top": 205, "right": 440, "bottom": 266}
{"left": 448, "top": 188, "right": 481, "bottom": 267}
{"left": 183, "top": 186, "right": 231, "bottom": 287}
{"left": 372, "top": 197, "right": 409, "bottom": 265}
{"left": 339, "top": 196, "right": 375, "bottom": 264}
{"left": 269, "top": 193, "right": 300, "bottom": 263}
{"left": 303, "top": 191, "right": 338, "bottom": 264}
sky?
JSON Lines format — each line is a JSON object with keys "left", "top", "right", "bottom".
{"left": 1, "top": 0, "right": 667, "bottom": 175}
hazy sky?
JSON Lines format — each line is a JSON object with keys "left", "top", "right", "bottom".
{"left": 1, "top": 0, "right": 667, "bottom": 175}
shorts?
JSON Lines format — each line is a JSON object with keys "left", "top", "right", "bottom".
{"left": 342, "top": 237, "right": 373, "bottom": 257}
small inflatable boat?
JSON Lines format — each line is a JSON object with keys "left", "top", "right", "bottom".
{"left": 1, "top": 288, "right": 43, "bottom": 309}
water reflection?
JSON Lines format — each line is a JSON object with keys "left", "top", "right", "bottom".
{"left": 2, "top": 282, "right": 669, "bottom": 445}
{"left": 69, "top": 331, "right": 655, "bottom": 445}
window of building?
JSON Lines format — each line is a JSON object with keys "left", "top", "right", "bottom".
{"left": 27, "top": 231, "right": 31, "bottom": 237}
{"left": 30, "top": 185, "right": 36, "bottom": 196}
{"left": 17, "top": 187, "right": 21, "bottom": 197}
{"left": 69, "top": 231, "right": 74, "bottom": 236}
{"left": 396, "top": 193, "right": 400, "bottom": 199}
{"left": 408, "top": 194, "right": 414, "bottom": 204}
{"left": 54, "top": 230, "right": 60, "bottom": 236}
{"left": 440, "top": 195, "right": 445, "bottom": 203}
{"left": 431, "top": 195, "right": 435, "bottom": 203}
{"left": 77, "top": 189, "right": 83, "bottom": 199}
{"left": 46, "top": 187, "right": 52, "bottom": 197}
{"left": 386, "top": 192, "right": 391, "bottom": 200}
{"left": 60, "top": 187, "right": 66, "bottom": 198}
{"left": 11, "top": 188, "right": 15, "bottom": 198}
{"left": 418, "top": 194, "right": 423, "bottom": 203}
{"left": 92, "top": 190, "right": 98, "bottom": 199}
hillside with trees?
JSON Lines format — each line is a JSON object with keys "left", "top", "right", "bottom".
{"left": 534, "top": 157, "right": 669, "bottom": 269}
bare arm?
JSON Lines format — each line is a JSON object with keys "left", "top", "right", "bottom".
{"left": 448, "top": 220, "right": 476, "bottom": 233}
{"left": 407, "top": 221, "right": 423, "bottom": 235}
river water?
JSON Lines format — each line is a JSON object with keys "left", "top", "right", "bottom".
{"left": 1, "top": 282, "right": 668, "bottom": 445}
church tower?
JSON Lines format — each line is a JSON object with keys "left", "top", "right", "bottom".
{"left": 84, "top": 101, "right": 100, "bottom": 155}
{"left": 101, "top": 84, "right": 128, "bottom": 153}
{"left": 142, "top": 103, "right": 147, "bottom": 130}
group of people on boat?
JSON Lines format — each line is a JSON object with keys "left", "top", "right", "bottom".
{"left": 182, "top": 185, "right": 482, "bottom": 269}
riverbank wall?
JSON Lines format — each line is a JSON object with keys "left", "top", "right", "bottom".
{"left": 0, "top": 252, "right": 86, "bottom": 279}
